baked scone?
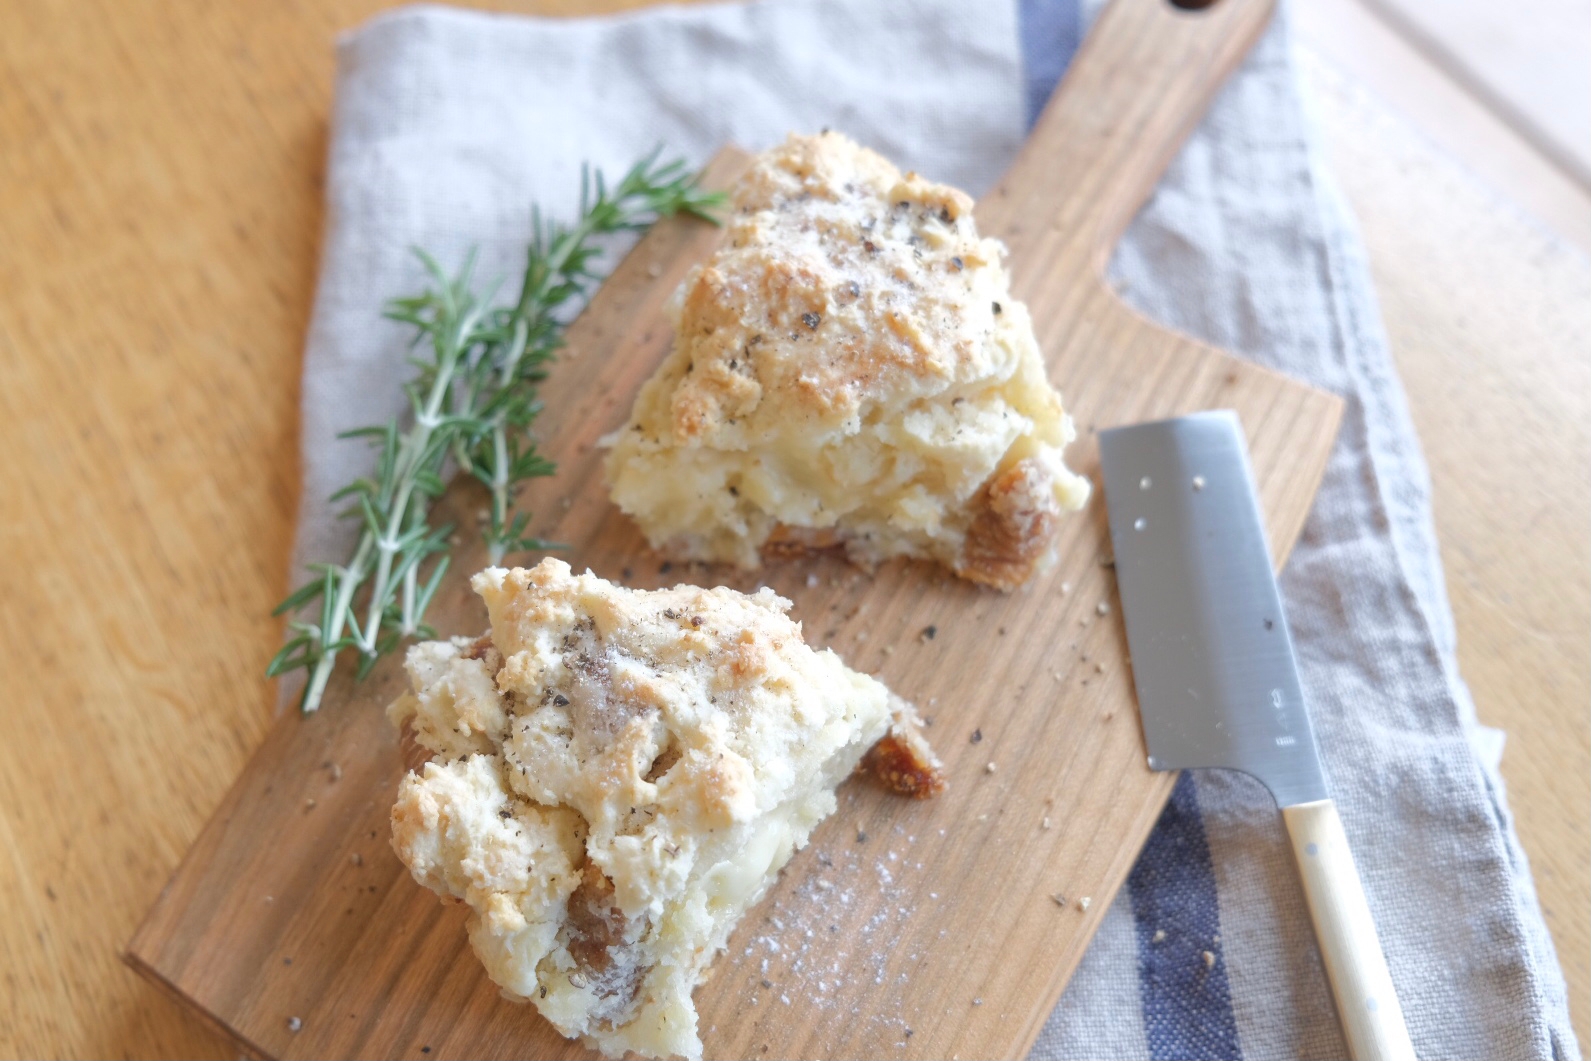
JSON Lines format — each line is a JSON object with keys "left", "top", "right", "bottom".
{"left": 388, "top": 559, "right": 941, "bottom": 1060}
{"left": 605, "top": 131, "right": 1090, "bottom": 589}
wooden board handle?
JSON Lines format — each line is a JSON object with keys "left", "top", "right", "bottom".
{"left": 980, "top": 0, "right": 1277, "bottom": 284}
{"left": 1283, "top": 800, "right": 1417, "bottom": 1061}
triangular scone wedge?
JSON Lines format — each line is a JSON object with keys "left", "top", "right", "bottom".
{"left": 605, "top": 131, "right": 1090, "bottom": 589}
{"left": 387, "top": 559, "right": 942, "bottom": 1061}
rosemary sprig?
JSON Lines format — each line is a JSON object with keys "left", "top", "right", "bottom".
{"left": 269, "top": 150, "right": 724, "bottom": 713}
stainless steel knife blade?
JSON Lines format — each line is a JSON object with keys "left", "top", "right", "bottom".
{"left": 1099, "top": 410, "right": 1326, "bottom": 808}
{"left": 1101, "top": 411, "right": 1417, "bottom": 1061}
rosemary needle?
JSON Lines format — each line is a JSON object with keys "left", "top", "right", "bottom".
{"left": 269, "top": 149, "right": 724, "bottom": 713}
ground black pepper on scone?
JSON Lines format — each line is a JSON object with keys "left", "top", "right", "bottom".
{"left": 388, "top": 559, "right": 941, "bottom": 1061}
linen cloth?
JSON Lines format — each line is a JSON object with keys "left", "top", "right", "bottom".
{"left": 286, "top": 0, "right": 1580, "bottom": 1056}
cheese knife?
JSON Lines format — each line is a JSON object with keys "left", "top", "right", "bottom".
{"left": 1100, "top": 410, "right": 1415, "bottom": 1061}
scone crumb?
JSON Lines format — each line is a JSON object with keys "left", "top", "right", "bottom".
{"left": 863, "top": 733, "right": 947, "bottom": 799}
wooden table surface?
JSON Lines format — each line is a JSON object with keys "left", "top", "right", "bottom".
{"left": 1, "top": 1, "right": 1584, "bottom": 1057}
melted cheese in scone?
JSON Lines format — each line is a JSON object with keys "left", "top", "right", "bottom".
{"left": 605, "top": 131, "right": 1090, "bottom": 589}
{"left": 388, "top": 559, "right": 937, "bottom": 1060}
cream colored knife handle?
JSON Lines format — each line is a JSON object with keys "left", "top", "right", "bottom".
{"left": 1282, "top": 800, "right": 1416, "bottom": 1061}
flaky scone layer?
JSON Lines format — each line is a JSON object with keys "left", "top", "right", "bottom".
{"left": 388, "top": 559, "right": 915, "bottom": 1060}
{"left": 605, "top": 131, "right": 1090, "bottom": 588}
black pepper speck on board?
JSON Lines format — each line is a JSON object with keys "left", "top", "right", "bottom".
{"left": 971, "top": 728, "right": 983, "bottom": 744}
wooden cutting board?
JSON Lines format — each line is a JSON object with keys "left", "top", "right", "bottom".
{"left": 127, "top": 0, "right": 1340, "bottom": 1057}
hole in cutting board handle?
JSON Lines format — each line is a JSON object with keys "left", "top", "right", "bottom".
{"left": 1166, "top": 0, "right": 1222, "bottom": 10}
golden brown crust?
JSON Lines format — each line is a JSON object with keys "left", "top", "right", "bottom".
{"left": 663, "top": 134, "right": 990, "bottom": 440}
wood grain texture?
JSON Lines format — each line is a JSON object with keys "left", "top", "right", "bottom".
{"left": 1357, "top": 0, "right": 1591, "bottom": 191}
{"left": 4, "top": 0, "right": 1582, "bottom": 1058}
{"left": 118, "top": 1, "right": 1351, "bottom": 1058}
{"left": 1295, "top": 0, "right": 1591, "bottom": 254}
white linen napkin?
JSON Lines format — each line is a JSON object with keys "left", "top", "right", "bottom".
{"left": 285, "top": 1, "right": 1580, "bottom": 1056}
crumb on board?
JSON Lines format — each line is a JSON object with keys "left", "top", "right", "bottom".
{"left": 1042, "top": 816, "right": 1052, "bottom": 830}
{"left": 1152, "top": 929, "right": 1166, "bottom": 943}
{"left": 985, "top": 762, "right": 996, "bottom": 774}
{"left": 1096, "top": 601, "right": 1110, "bottom": 616}
{"left": 1203, "top": 950, "right": 1216, "bottom": 970}
{"left": 1077, "top": 896, "right": 1092, "bottom": 911}
{"left": 286, "top": 1017, "right": 302, "bottom": 1033}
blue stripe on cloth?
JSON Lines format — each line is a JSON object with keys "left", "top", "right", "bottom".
{"left": 1128, "top": 772, "right": 1242, "bottom": 1060}
{"left": 1018, "top": 4, "right": 1243, "bottom": 1056}
{"left": 1018, "top": 0, "right": 1081, "bottom": 127}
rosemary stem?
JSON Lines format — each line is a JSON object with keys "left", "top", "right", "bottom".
{"left": 401, "top": 562, "right": 419, "bottom": 635}
{"left": 303, "top": 534, "right": 374, "bottom": 713}
{"left": 361, "top": 336, "right": 463, "bottom": 652}
{"left": 487, "top": 422, "right": 510, "bottom": 566}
